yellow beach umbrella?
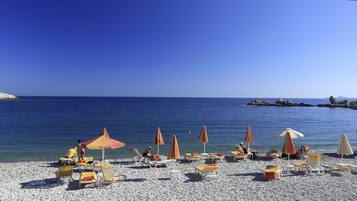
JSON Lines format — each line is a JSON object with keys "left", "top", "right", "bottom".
{"left": 198, "top": 126, "right": 208, "bottom": 153}
{"left": 83, "top": 128, "right": 125, "bottom": 161}
{"left": 167, "top": 135, "right": 180, "bottom": 160}
{"left": 153, "top": 127, "right": 165, "bottom": 155}
{"left": 244, "top": 124, "right": 253, "bottom": 149}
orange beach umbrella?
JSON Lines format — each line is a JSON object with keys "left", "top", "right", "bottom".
{"left": 244, "top": 124, "right": 253, "bottom": 149}
{"left": 198, "top": 126, "right": 208, "bottom": 153}
{"left": 167, "top": 135, "right": 180, "bottom": 160}
{"left": 153, "top": 127, "right": 165, "bottom": 155}
{"left": 282, "top": 131, "right": 296, "bottom": 161}
{"left": 83, "top": 128, "right": 125, "bottom": 160}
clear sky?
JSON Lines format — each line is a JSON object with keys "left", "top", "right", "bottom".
{"left": 0, "top": 0, "right": 356, "bottom": 98}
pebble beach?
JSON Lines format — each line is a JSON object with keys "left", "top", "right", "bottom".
{"left": 1, "top": 154, "right": 357, "bottom": 201}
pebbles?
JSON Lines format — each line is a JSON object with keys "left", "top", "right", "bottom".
{"left": 0, "top": 156, "right": 356, "bottom": 201}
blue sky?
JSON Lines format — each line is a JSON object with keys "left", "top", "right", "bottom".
{"left": 0, "top": 0, "right": 356, "bottom": 98}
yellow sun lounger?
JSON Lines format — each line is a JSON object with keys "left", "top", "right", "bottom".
{"left": 230, "top": 151, "right": 247, "bottom": 161}
{"left": 185, "top": 153, "right": 202, "bottom": 162}
{"left": 59, "top": 148, "right": 77, "bottom": 165}
{"left": 55, "top": 166, "right": 73, "bottom": 183}
{"left": 79, "top": 171, "right": 97, "bottom": 188}
{"left": 291, "top": 154, "right": 324, "bottom": 175}
{"left": 195, "top": 165, "right": 219, "bottom": 179}
{"left": 263, "top": 165, "right": 281, "bottom": 181}
{"left": 99, "top": 164, "right": 127, "bottom": 186}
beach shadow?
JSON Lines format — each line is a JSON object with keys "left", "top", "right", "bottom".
{"left": 124, "top": 178, "right": 147, "bottom": 182}
{"left": 322, "top": 153, "right": 355, "bottom": 159}
{"left": 253, "top": 155, "right": 275, "bottom": 161}
{"left": 183, "top": 173, "right": 202, "bottom": 183}
{"left": 66, "top": 180, "right": 81, "bottom": 191}
{"left": 158, "top": 178, "right": 171, "bottom": 181}
{"left": 177, "top": 159, "right": 192, "bottom": 164}
{"left": 128, "top": 166, "right": 150, "bottom": 169}
{"left": 229, "top": 172, "right": 265, "bottom": 182}
{"left": 224, "top": 156, "right": 238, "bottom": 163}
{"left": 66, "top": 180, "right": 99, "bottom": 190}
{"left": 110, "top": 161, "right": 135, "bottom": 165}
{"left": 43, "top": 162, "right": 61, "bottom": 168}
{"left": 20, "top": 178, "right": 59, "bottom": 189}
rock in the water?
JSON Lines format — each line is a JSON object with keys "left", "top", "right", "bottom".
{"left": 329, "top": 96, "right": 337, "bottom": 105}
{"left": 0, "top": 92, "right": 17, "bottom": 100}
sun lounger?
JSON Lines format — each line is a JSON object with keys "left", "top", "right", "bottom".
{"left": 195, "top": 164, "right": 219, "bottom": 179}
{"left": 75, "top": 157, "right": 95, "bottom": 171}
{"left": 55, "top": 166, "right": 73, "bottom": 184}
{"left": 99, "top": 164, "right": 126, "bottom": 186}
{"left": 336, "top": 163, "right": 357, "bottom": 172}
{"left": 208, "top": 153, "right": 225, "bottom": 162}
{"left": 291, "top": 153, "right": 324, "bottom": 175}
{"left": 262, "top": 165, "right": 281, "bottom": 181}
{"left": 58, "top": 148, "right": 77, "bottom": 165}
{"left": 129, "top": 147, "right": 144, "bottom": 164}
{"left": 230, "top": 151, "right": 247, "bottom": 161}
{"left": 146, "top": 157, "right": 175, "bottom": 168}
{"left": 79, "top": 171, "right": 97, "bottom": 188}
{"left": 184, "top": 153, "right": 202, "bottom": 162}
{"left": 266, "top": 150, "right": 280, "bottom": 160}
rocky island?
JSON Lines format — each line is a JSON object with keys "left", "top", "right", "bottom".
{"left": 247, "top": 98, "right": 313, "bottom": 107}
{"left": 0, "top": 92, "right": 17, "bottom": 100}
{"left": 247, "top": 96, "right": 357, "bottom": 110}
{"left": 318, "top": 96, "right": 357, "bottom": 109}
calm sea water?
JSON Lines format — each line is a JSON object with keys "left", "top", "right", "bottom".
{"left": 0, "top": 97, "right": 356, "bottom": 162}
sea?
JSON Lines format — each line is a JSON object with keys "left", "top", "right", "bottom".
{"left": 0, "top": 97, "right": 356, "bottom": 162}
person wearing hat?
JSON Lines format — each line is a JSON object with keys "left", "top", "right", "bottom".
{"left": 142, "top": 146, "right": 152, "bottom": 158}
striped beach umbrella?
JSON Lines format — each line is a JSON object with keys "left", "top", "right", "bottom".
{"left": 153, "top": 127, "right": 164, "bottom": 155}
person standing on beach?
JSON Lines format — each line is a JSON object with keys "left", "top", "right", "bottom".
{"left": 77, "top": 139, "right": 85, "bottom": 162}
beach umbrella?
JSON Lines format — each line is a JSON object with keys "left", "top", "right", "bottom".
{"left": 282, "top": 131, "right": 296, "bottom": 162}
{"left": 83, "top": 128, "right": 125, "bottom": 161}
{"left": 153, "top": 127, "right": 164, "bottom": 155}
{"left": 244, "top": 124, "right": 254, "bottom": 150}
{"left": 276, "top": 128, "right": 304, "bottom": 139}
{"left": 198, "top": 126, "right": 208, "bottom": 153}
{"left": 337, "top": 133, "right": 353, "bottom": 158}
{"left": 167, "top": 135, "right": 180, "bottom": 160}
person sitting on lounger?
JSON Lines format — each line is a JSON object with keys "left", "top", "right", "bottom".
{"left": 142, "top": 146, "right": 152, "bottom": 158}
{"left": 239, "top": 142, "right": 248, "bottom": 154}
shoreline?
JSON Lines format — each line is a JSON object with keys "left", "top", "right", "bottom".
{"left": 0, "top": 149, "right": 348, "bottom": 163}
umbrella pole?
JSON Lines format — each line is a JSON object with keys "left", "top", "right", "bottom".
{"left": 203, "top": 143, "right": 206, "bottom": 154}
{"left": 102, "top": 148, "right": 105, "bottom": 161}
{"left": 157, "top": 144, "right": 160, "bottom": 156}
{"left": 247, "top": 142, "right": 250, "bottom": 151}
{"left": 288, "top": 153, "right": 290, "bottom": 163}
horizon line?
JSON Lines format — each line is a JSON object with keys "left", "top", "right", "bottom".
{"left": 12, "top": 95, "right": 336, "bottom": 99}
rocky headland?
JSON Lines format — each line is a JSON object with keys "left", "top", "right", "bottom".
{"left": 247, "top": 98, "right": 313, "bottom": 107}
{"left": 0, "top": 92, "right": 17, "bottom": 100}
